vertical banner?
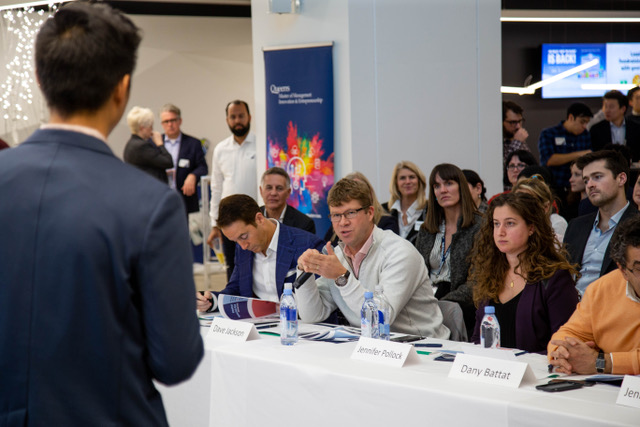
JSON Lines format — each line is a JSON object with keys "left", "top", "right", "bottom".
{"left": 264, "top": 44, "right": 334, "bottom": 238}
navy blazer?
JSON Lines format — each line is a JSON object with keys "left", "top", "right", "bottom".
{"left": 170, "top": 133, "right": 208, "bottom": 213}
{"left": 590, "top": 119, "right": 640, "bottom": 162}
{"left": 0, "top": 129, "right": 203, "bottom": 426}
{"left": 564, "top": 205, "right": 638, "bottom": 277}
{"left": 220, "top": 223, "right": 325, "bottom": 299}
{"left": 260, "top": 204, "right": 316, "bottom": 234}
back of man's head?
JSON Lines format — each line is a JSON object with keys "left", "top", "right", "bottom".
{"left": 35, "top": 2, "right": 141, "bottom": 117}
{"left": 502, "top": 100, "right": 523, "bottom": 120}
{"left": 218, "top": 194, "right": 260, "bottom": 228}
{"left": 576, "top": 150, "right": 629, "bottom": 180}
{"left": 566, "top": 102, "right": 593, "bottom": 120}
{"left": 328, "top": 178, "right": 372, "bottom": 209}
{"left": 604, "top": 90, "right": 629, "bottom": 110}
{"left": 610, "top": 216, "right": 640, "bottom": 267}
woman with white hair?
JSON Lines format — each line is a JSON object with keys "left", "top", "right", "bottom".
{"left": 123, "top": 106, "right": 173, "bottom": 183}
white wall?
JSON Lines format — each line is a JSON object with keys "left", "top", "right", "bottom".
{"left": 251, "top": 0, "right": 503, "bottom": 198}
{"left": 108, "top": 15, "right": 254, "bottom": 164}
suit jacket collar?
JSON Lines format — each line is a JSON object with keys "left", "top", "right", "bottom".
{"left": 26, "top": 128, "right": 114, "bottom": 157}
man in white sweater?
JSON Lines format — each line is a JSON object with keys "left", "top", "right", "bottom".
{"left": 296, "top": 178, "right": 450, "bottom": 338}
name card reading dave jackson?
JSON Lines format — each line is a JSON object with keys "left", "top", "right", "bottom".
{"left": 351, "top": 337, "right": 420, "bottom": 367}
{"left": 449, "top": 353, "right": 536, "bottom": 388}
{"left": 617, "top": 375, "right": 640, "bottom": 409}
{"left": 206, "top": 317, "right": 260, "bottom": 345}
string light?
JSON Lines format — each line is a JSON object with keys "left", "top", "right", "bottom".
{"left": 1, "top": 4, "right": 58, "bottom": 144}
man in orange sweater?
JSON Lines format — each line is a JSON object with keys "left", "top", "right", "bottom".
{"left": 548, "top": 215, "right": 640, "bottom": 375}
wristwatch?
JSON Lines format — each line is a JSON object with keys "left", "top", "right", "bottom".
{"left": 596, "top": 350, "right": 606, "bottom": 374}
{"left": 335, "top": 270, "right": 350, "bottom": 287}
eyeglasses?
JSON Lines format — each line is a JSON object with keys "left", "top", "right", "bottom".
{"left": 507, "top": 163, "right": 527, "bottom": 171}
{"left": 161, "top": 118, "right": 179, "bottom": 125}
{"left": 329, "top": 206, "right": 369, "bottom": 223}
{"left": 625, "top": 265, "right": 640, "bottom": 277}
{"left": 504, "top": 119, "right": 525, "bottom": 126}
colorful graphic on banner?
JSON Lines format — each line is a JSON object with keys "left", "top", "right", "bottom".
{"left": 264, "top": 45, "right": 334, "bottom": 238}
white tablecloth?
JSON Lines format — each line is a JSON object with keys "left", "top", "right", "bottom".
{"left": 158, "top": 327, "right": 639, "bottom": 427}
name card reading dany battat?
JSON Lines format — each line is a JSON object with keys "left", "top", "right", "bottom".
{"left": 206, "top": 317, "right": 260, "bottom": 345}
{"left": 351, "top": 337, "right": 420, "bottom": 367}
{"left": 449, "top": 353, "right": 536, "bottom": 388}
{"left": 617, "top": 375, "right": 640, "bottom": 409}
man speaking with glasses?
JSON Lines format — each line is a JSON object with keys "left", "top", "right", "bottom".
{"left": 160, "top": 103, "right": 208, "bottom": 215}
{"left": 295, "top": 178, "right": 450, "bottom": 338}
{"left": 548, "top": 215, "right": 640, "bottom": 375}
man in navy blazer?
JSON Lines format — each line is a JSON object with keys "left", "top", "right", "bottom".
{"left": 590, "top": 90, "right": 640, "bottom": 163}
{"left": 0, "top": 3, "right": 202, "bottom": 426}
{"left": 197, "top": 195, "right": 324, "bottom": 310}
{"left": 160, "top": 103, "right": 208, "bottom": 214}
{"left": 564, "top": 150, "right": 638, "bottom": 295}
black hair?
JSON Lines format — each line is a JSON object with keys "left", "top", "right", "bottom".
{"left": 35, "top": 2, "right": 141, "bottom": 116}
{"left": 604, "top": 90, "right": 629, "bottom": 110}
{"left": 566, "top": 102, "right": 593, "bottom": 119}
{"left": 225, "top": 100, "right": 251, "bottom": 117}
{"left": 503, "top": 100, "right": 523, "bottom": 120}
{"left": 462, "top": 169, "right": 487, "bottom": 202}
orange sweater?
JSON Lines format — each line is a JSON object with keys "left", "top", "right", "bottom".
{"left": 548, "top": 269, "right": 640, "bottom": 375}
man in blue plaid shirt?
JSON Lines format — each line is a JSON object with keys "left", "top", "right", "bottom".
{"left": 538, "top": 102, "right": 594, "bottom": 193}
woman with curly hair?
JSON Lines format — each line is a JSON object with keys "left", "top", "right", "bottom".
{"left": 469, "top": 192, "right": 580, "bottom": 353}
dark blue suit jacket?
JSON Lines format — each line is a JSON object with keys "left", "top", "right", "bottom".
{"left": 172, "top": 133, "right": 208, "bottom": 213}
{"left": 220, "top": 223, "right": 325, "bottom": 299}
{"left": 0, "top": 129, "right": 203, "bottom": 426}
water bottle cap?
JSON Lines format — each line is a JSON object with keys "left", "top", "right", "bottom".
{"left": 364, "top": 291, "right": 373, "bottom": 299}
{"left": 284, "top": 282, "right": 293, "bottom": 291}
{"left": 484, "top": 305, "right": 495, "bottom": 314}
{"left": 284, "top": 288, "right": 293, "bottom": 295}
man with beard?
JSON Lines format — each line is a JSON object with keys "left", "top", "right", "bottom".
{"left": 502, "top": 100, "right": 531, "bottom": 165}
{"left": 160, "top": 103, "right": 208, "bottom": 215}
{"left": 564, "top": 150, "right": 638, "bottom": 295}
{"left": 208, "top": 100, "right": 257, "bottom": 280}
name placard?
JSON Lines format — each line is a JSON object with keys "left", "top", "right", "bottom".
{"left": 205, "top": 317, "right": 259, "bottom": 347}
{"left": 351, "top": 337, "right": 419, "bottom": 367}
{"left": 448, "top": 353, "right": 536, "bottom": 388}
{"left": 617, "top": 375, "right": 640, "bottom": 409}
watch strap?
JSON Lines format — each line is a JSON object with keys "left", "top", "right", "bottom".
{"left": 596, "top": 350, "right": 605, "bottom": 373}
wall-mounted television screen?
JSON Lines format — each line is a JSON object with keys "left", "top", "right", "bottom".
{"left": 541, "top": 43, "right": 640, "bottom": 99}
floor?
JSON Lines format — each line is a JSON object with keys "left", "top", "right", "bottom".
{"left": 193, "top": 262, "right": 227, "bottom": 293}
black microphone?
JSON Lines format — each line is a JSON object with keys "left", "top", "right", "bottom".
{"left": 293, "top": 245, "right": 329, "bottom": 289}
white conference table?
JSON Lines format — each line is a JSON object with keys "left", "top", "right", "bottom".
{"left": 158, "top": 326, "right": 638, "bottom": 427}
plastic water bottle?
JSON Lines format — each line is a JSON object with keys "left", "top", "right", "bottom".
{"left": 373, "top": 285, "right": 390, "bottom": 340}
{"left": 480, "top": 305, "right": 500, "bottom": 348}
{"left": 360, "top": 291, "right": 379, "bottom": 339}
{"left": 280, "top": 284, "right": 298, "bottom": 345}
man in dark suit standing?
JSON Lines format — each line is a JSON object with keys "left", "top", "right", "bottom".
{"left": 564, "top": 150, "right": 638, "bottom": 295}
{"left": 590, "top": 90, "right": 640, "bottom": 163}
{"left": 160, "top": 103, "right": 208, "bottom": 214}
{"left": 259, "top": 167, "right": 316, "bottom": 234}
{"left": 0, "top": 3, "right": 203, "bottom": 425}
{"left": 197, "top": 195, "right": 324, "bottom": 311}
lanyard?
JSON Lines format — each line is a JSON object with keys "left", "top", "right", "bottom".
{"left": 435, "top": 233, "right": 451, "bottom": 276}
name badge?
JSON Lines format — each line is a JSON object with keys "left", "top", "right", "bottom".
{"left": 178, "top": 158, "right": 190, "bottom": 168}
{"left": 554, "top": 137, "right": 566, "bottom": 146}
{"left": 351, "top": 337, "right": 420, "bottom": 367}
{"left": 617, "top": 375, "right": 640, "bottom": 409}
{"left": 205, "top": 317, "right": 259, "bottom": 348}
{"left": 449, "top": 353, "right": 536, "bottom": 388}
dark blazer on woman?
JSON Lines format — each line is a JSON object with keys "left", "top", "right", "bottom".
{"left": 471, "top": 269, "right": 579, "bottom": 353}
{"left": 123, "top": 134, "right": 173, "bottom": 183}
{"left": 381, "top": 201, "right": 424, "bottom": 245}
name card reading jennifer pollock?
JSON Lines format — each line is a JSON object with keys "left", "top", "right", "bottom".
{"left": 351, "top": 337, "right": 419, "bottom": 367}
{"left": 617, "top": 375, "right": 640, "bottom": 409}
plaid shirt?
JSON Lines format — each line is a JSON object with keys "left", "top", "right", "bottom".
{"left": 538, "top": 121, "right": 591, "bottom": 189}
{"left": 502, "top": 137, "right": 530, "bottom": 166}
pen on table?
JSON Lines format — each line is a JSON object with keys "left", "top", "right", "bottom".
{"left": 258, "top": 331, "right": 280, "bottom": 337}
{"left": 256, "top": 323, "right": 280, "bottom": 330}
{"left": 413, "top": 343, "right": 443, "bottom": 348}
{"left": 515, "top": 350, "right": 527, "bottom": 357}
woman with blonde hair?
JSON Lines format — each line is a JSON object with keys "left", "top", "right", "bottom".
{"left": 123, "top": 106, "right": 173, "bottom": 183}
{"left": 469, "top": 192, "right": 579, "bottom": 353}
{"left": 383, "top": 161, "right": 427, "bottom": 244}
{"left": 511, "top": 174, "right": 568, "bottom": 242}
{"left": 416, "top": 163, "right": 482, "bottom": 336}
